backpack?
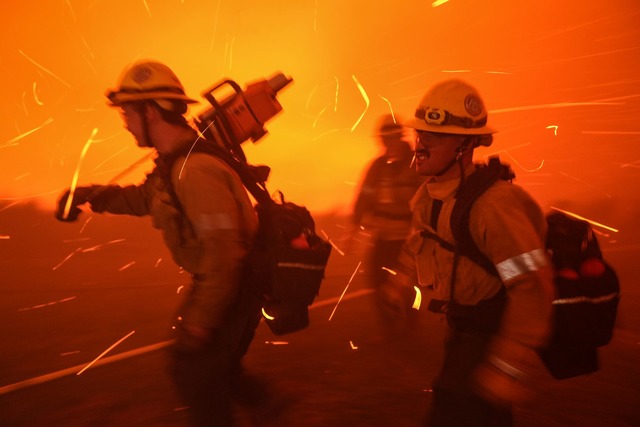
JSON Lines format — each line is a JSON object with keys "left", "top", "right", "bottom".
{"left": 427, "top": 156, "right": 620, "bottom": 380}
{"left": 172, "top": 142, "right": 332, "bottom": 336}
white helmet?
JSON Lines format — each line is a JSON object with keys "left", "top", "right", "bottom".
{"left": 105, "top": 60, "right": 198, "bottom": 112}
{"left": 405, "top": 79, "right": 495, "bottom": 144}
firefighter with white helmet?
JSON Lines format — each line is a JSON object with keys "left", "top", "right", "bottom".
{"left": 55, "top": 60, "right": 263, "bottom": 425}
{"left": 381, "top": 79, "right": 554, "bottom": 426}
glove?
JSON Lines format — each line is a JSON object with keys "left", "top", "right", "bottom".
{"left": 54, "top": 186, "right": 98, "bottom": 222}
{"left": 472, "top": 359, "right": 533, "bottom": 407}
{"left": 472, "top": 341, "right": 539, "bottom": 406}
{"left": 174, "top": 322, "right": 215, "bottom": 353}
{"left": 377, "top": 281, "right": 415, "bottom": 320}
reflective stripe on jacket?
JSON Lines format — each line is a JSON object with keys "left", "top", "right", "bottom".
{"left": 397, "top": 165, "right": 554, "bottom": 369}
{"left": 90, "top": 148, "right": 258, "bottom": 329}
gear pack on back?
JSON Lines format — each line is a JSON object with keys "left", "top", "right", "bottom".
{"left": 173, "top": 143, "right": 332, "bottom": 336}
{"left": 440, "top": 156, "right": 620, "bottom": 380}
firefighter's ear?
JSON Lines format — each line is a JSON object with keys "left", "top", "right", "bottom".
{"left": 456, "top": 138, "right": 471, "bottom": 153}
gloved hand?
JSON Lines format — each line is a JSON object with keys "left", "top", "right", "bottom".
{"left": 377, "top": 281, "right": 415, "bottom": 320}
{"left": 472, "top": 359, "right": 533, "bottom": 407}
{"left": 175, "top": 322, "right": 215, "bottom": 353}
{"left": 54, "top": 186, "right": 97, "bottom": 222}
{"left": 472, "top": 341, "right": 539, "bottom": 407}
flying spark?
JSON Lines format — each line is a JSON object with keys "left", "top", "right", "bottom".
{"left": 91, "top": 147, "right": 130, "bottom": 173}
{"left": 32, "top": 82, "right": 43, "bottom": 106}
{"left": 334, "top": 76, "right": 339, "bottom": 112}
{"left": 320, "top": 230, "right": 345, "bottom": 256}
{"left": 313, "top": 0, "right": 318, "bottom": 31}
{"left": 378, "top": 95, "right": 395, "bottom": 122}
{"left": 582, "top": 131, "right": 640, "bottom": 135}
{"left": 155, "top": 258, "right": 163, "bottom": 267}
{"left": 349, "top": 341, "right": 358, "bottom": 350}
{"left": 550, "top": 207, "right": 619, "bottom": 233}
{"left": 178, "top": 125, "right": 213, "bottom": 179}
{"left": 79, "top": 216, "right": 93, "bottom": 233}
{"left": 118, "top": 261, "right": 136, "bottom": 271}
{"left": 545, "top": 125, "right": 558, "bottom": 135}
{"left": 99, "top": 151, "right": 155, "bottom": 186}
{"left": 305, "top": 86, "right": 318, "bottom": 110}
{"left": 502, "top": 151, "right": 545, "bottom": 172}
{"left": 18, "top": 50, "right": 71, "bottom": 88}
{"left": 382, "top": 267, "right": 397, "bottom": 275}
{"left": 432, "top": 0, "right": 451, "bottom": 7}
{"left": 21, "top": 92, "right": 28, "bottom": 116}
{"left": 350, "top": 75, "right": 370, "bottom": 132}
{"left": 209, "top": 0, "right": 222, "bottom": 51}
{"left": 328, "top": 261, "right": 362, "bottom": 321}
{"left": 557, "top": 172, "right": 613, "bottom": 198}
{"left": 77, "top": 331, "right": 136, "bottom": 375}
{"left": 312, "top": 128, "right": 341, "bottom": 141}
{"left": 265, "top": 341, "right": 289, "bottom": 345}
{"left": 0, "top": 201, "right": 21, "bottom": 213}
{"left": 82, "top": 239, "right": 126, "bottom": 253}
{"left": 52, "top": 248, "right": 82, "bottom": 270}
{"left": 78, "top": 34, "right": 95, "bottom": 60}
{"left": 490, "top": 101, "right": 622, "bottom": 115}
{"left": 142, "top": 0, "right": 151, "bottom": 17}
{"left": 18, "top": 296, "right": 77, "bottom": 312}
{"left": 3, "top": 117, "right": 54, "bottom": 147}
{"left": 313, "top": 105, "right": 329, "bottom": 128}
{"left": 63, "top": 128, "right": 98, "bottom": 220}
{"left": 619, "top": 159, "right": 640, "bottom": 169}
{"left": 64, "top": 0, "right": 77, "bottom": 23}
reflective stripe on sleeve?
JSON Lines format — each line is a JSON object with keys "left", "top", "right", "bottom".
{"left": 495, "top": 248, "right": 548, "bottom": 282}
{"left": 194, "top": 213, "right": 236, "bottom": 232}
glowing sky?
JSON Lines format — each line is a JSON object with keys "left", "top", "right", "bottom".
{"left": 1, "top": 0, "right": 639, "bottom": 223}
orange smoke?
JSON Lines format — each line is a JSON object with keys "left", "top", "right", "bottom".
{"left": 1, "top": 0, "right": 639, "bottom": 224}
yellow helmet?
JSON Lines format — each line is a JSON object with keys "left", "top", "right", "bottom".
{"left": 105, "top": 60, "right": 198, "bottom": 110}
{"left": 374, "top": 113, "right": 405, "bottom": 136}
{"left": 404, "top": 79, "right": 495, "bottom": 141}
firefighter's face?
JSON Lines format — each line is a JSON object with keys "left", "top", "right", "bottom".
{"left": 118, "top": 103, "right": 151, "bottom": 148}
{"left": 413, "top": 130, "right": 462, "bottom": 177}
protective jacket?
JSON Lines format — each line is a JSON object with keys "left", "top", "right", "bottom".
{"left": 89, "top": 136, "right": 258, "bottom": 329}
{"left": 397, "top": 163, "right": 554, "bottom": 383}
{"left": 353, "top": 144, "right": 423, "bottom": 240}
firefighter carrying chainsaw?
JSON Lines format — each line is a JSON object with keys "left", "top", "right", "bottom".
{"left": 54, "top": 60, "right": 318, "bottom": 426}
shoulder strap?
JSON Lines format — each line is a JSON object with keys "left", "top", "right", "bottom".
{"left": 450, "top": 156, "right": 515, "bottom": 277}
{"left": 184, "top": 140, "right": 276, "bottom": 208}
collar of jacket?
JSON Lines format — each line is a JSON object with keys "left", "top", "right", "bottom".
{"left": 425, "top": 163, "right": 476, "bottom": 200}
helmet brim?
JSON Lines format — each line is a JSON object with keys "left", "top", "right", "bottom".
{"left": 105, "top": 90, "right": 199, "bottom": 107}
{"left": 404, "top": 116, "right": 495, "bottom": 135}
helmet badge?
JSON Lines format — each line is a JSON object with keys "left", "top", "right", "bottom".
{"left": 132, "top": 65, "right": 152, "bottom": 84}
{"left": 464, "top": 94, "right": 483, "bottom": 117}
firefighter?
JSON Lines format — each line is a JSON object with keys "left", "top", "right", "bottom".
{"left": 380, "top": 79, "right": 554, "bottom": 426}
{"left": 349, "top": 114, "right": 424, "bottom": 290}
{"left": 54, "top": 60, "right": 263, "bottom": 426}
{"left": 346, "top": 114, "right": 424, "bottom": 339}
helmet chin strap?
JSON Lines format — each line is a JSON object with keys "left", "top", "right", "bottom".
{"left": 134, "top": 102, "right": 155, "bottom": 148}
{"left": 434, "top": 136, "right": 474, "bottom": 178}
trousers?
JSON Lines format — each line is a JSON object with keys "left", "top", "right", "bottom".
{"left": 426, "top": 288, "right": 512, "bottom": 427}
{"left": 169, "top": 288, "right": 262, "bottom": 426}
